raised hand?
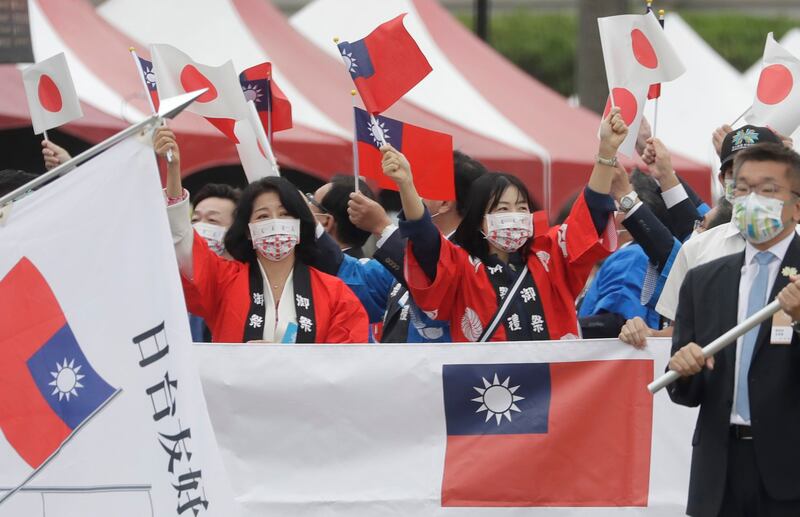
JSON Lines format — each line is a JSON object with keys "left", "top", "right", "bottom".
{"left": 41, "top": 140, "right": 71, "bottom": 171}
{"left": 380, "top": 144, "right": 412, "bottom": 187}
{"left": 348, "top": 192, "right": 392, "bottom": 236}
{"left": 599, "top": 107, "right": 629, "bottom": 156}
{"left": 712, "top": 124, "right": 734, "bottom": 157}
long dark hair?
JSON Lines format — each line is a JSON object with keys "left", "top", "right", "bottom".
{"left": 224, "top": 177, "right": 318, "bottom": 265}
{"left": 452, "top": 172, "right": 535, "bottom": 263}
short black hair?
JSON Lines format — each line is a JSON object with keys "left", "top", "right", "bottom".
{"left": 453, "top": 151, "right": 488, "bottom": 216}
{"left": 224, "top": 176, "right": 318, "bottom": 265}
{"left": 733, "top": 142, "right": 800, "bottom": 191}
{"left": 321, "top": 176, "right": 377, "bottom": 249}
{"left": 191, "top": 183, "right": 241, "bottom": 208}
{"left": 707, "top": 197, "right": 732, "bottom": 231}
{"left": 630, "top": 168, "right": 669, "bottom": 224}
{"left": 453, "top": 172, "right": 535, "bottom": 263}
{"left": 0, "top": 169, "right": 38, "bottom": 197}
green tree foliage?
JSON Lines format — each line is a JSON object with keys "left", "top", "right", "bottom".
{"left": 458, "top": 10, "right": 799, "bottom": 97}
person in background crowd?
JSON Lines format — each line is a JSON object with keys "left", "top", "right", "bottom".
{"left": 155, "top": 126, "right": 368, "bottom": 344}
{"left": 382, "top": 108, "right": 629, "bottom": 342}
{"left": 311, "top": 151, "right": 487, "bottom": 342}
{"left": 668, "top": 143, "right": 800, "bottom": 517}
{"left": 186, "top": 183, "right": 241, "bottom": 342}
{"left": 655, "top": 125, "right": 790, "bottom": 324}
{"left": 310, "top": 176, "right": 376, "bottom": 259}
{"left": 0, "top": 169, "right": 39, "bottom": 197}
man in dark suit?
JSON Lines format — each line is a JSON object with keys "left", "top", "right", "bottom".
{"left": 669, "top": 142, "right": 800, "bottom": 517}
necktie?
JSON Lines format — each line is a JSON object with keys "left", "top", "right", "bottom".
{"left": 736, "top": 251, "right": 776, "bottom": 422}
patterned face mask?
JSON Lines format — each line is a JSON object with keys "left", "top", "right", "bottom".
{"left": 193, "top": 222, "right": 227, "bottom": 256}
{"left": 484, "top": 212, "right": 533, "bottom": 253}
{"left": 732, "top": 193, "right": 785, "bottom": 244}
{"left": 249, "top": 218, "right": 301, "bottom": 262}
{"left": 724, "top": 178, "right": 736, "bottom": 203}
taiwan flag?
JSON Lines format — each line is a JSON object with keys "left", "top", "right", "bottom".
{"left": 338, "top": 14, "right": 432, "bottom": 114}
{"left": 136, "top": 55, "right": 160, "bottom": 111}
{"left": 354, "top": 107, "right": 454, "bottom": 201}
{"left": 0, "top": 258, "right": 116, "bottom": 469}
{"left": 441, "top": 360, "right": 653, "bottom": 507}
{"left": 240, "top": 63, "right": 292, "bottom": 135}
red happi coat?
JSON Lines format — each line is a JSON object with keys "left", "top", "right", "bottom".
{"left": 404, "top": 193, "right": 616, "bottom": 342}
{"left": 181, "top": 233, "right": 369, "bottom": 343}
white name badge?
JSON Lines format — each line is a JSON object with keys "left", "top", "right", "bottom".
{"left": 771, "top": 310, "right": 793, "bottom": 345}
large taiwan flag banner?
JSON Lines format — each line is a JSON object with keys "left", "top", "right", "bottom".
{"left": 441, "top": 360, "right": 654, "bottom": 507}
{"left": 338, "top": 14, "right": 432, "bottom": 114}
{"left": 354, "top": 107, "right": 454, "bottom": 200}
{"left": 0, "top": 258, "right": 117, "bottom": 471}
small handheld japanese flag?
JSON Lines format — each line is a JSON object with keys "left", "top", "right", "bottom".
{"left": 600, "top": 85, "right": 649, "bottom": 157}
{"left": 598, "top": 12, "right": 685, "bottom": 88}
{"left": 234, "top": 101, "right": 280, "bottom": 182}
{"left": 748, "top": 32, "right": 800, "bottom": 135}
{"left": 21, "top": 53, "right": 83, "bottom": 135}
{"left": 151, "top": 43, "right": 248, "bottom": 121}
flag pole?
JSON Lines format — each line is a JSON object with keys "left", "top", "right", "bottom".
{"left": 0, "top": 389, "right": 123, "bottom": 506}
{"left": 42, "top": 129, "right": 49, "bottom": 142}
{"left": 350, "top": 90, "right": 361, "bottom": 193}
{"left": 247, "top": 100, "right": 280, "bottom": 177}
{"left": 649, "top": 300, "right": 781, "bottom": 393}
{"left": 652, "top": 9, "right": 665, "bottom": 138}
{"left": 128, "top": 46, "right": 172, "bottom": 163}
{"left": 266, "top": 72, "right": 274, "bottom": 144}
{"left": 0, "top": 90, "right": 206, "bottom": 209}
{"left": 730, "top": 107, "right": 750, "bottom": 128}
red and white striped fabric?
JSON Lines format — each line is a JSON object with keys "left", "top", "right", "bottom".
{"left": 21, "top": 52, "right": 83, "bottom": 135}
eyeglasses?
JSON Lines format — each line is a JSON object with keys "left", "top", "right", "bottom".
{"left": 733, "top": 182, "right": 800, "bottom": 199}
{"left": 304, "top": 192, "right": 329, "bottom": 214}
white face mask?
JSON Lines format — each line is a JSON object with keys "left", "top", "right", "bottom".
{"left": 249, "top": 218, "right": 301, "bottom": 262}
{"left": 193, "top": 222, "right": 227, "bottom": 256}
{"left": 484, "top": 212, "right": 533, "bottom": 253}
{"left": 732, "top": 193, "right": 786, "bottom": 244}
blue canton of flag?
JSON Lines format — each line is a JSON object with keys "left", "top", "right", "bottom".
{"left": 26, "top": 324, "right": 116, "bottom": 430}
{"left": 442, "top": 363, "right": 551, "bottom": 436}
{"left": 240, "top": 78, "right": 270, "bottom": 112}
{"left": 137, "top": 56, "right": 157, "bottom": 92}
{"left": 338, "top": 40, "right": 375, "bottom": 80}
{"left": 354, "top": 108, "right": 403, "bottom": 150}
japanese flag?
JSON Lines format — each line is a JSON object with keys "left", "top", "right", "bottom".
{"left": 601, "top": 85, "right": 649, "bottom": 158}
{"left": 21, "top": 53, "right": 83, "bottom": 135}
{"left": 150, "top": 43, "right": 248, "bottom": 121}
{"left": 598, "top": 12, "right": 685, "bottom": 88}
{"left": 748, "top": 32, "right": 800, "bottom": 135}
{"left": 234, "top": 100, "right": 280, "bottom": 183}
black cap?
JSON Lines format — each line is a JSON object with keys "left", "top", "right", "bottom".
{"left": 719, "top": 125, "right": 781, "bottom": 170}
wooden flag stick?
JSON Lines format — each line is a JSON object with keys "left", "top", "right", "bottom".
{"left": 652, "top": 9, "right": 665, "bottom": 138}
{"left": 42, "top": 129, "right": 49, "bottom": 142}
{"left": 351, "top": 90, "right": 360, "bottom": 193}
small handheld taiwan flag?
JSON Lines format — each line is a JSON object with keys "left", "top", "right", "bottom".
{"left": 21, "top": 52, "right": 84, "bottom": 135}
{"left": 338, "top": 14, "right": 432, "bottom": 114}
{"left": 441, "top": 360, "right": 653, "bottom": 507}
{"left": 240, "top": 62, "right": 292, "bottom": 135}
{"left": 134, "top": 53, "right": 160, "bottom": 111}
{"left": 0, "top": 258, "right": 117, "bottom": 473}
{"left": 354, "top": 107, "right": 454, "bottom": 200}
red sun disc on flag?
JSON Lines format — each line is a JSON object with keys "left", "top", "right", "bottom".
{"left": 37, "top": 74, "right": 63, "bottom": 113}
{"left": 757, "top": 64, "right": 793, "bottom": 105}
{"left": 603, "top": 88, "right": 638, "bottom": 126}
{"left": 630, "top": 29, "right": 658, "bottom": 69}
{"left": 180, "top": 65, "right": 218, "bottom": 103}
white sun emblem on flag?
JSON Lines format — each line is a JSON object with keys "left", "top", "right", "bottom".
{"left": 143, "top": 66, "right": 156, "bottom": 88}
{"left": 368, "top": 119, "right": 389, "bottom": 146}
{"left": 242, "top": 83, "right": 264, "bottom": 103}
{"left": 341, "top": 50, "right": 358, "bottom": 73}
{"left": 49, "top": 358, "right": 85, "bottom": 402}
{"left": 471, "top": 373, "right": 524, "bottom": 426}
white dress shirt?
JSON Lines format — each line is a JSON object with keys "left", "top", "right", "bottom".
{"left": 658, "top": 222, "right": 800, "bottom": 321}
{"left": 730, "top": 230, "right": 795, "bottom": 425}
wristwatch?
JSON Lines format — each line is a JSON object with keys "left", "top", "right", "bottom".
{"left": 619, "top": 191, "right": 640, "bottom": 212}
{"left": 596, "top": 154, "right": 618, "bottom": 167}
